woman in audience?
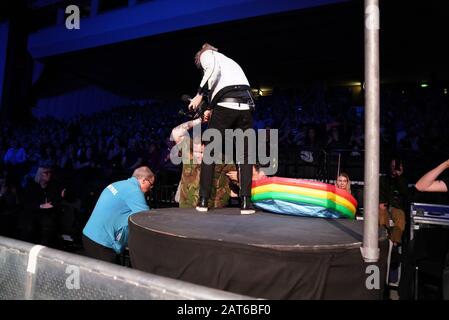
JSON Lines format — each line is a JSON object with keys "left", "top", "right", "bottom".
{"left": 335, "top": 172, "right": 352, "bottom": 194}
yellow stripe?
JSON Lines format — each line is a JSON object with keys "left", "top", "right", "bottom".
{"left": 252, "top": 184, "right": 356, "bottom": 213}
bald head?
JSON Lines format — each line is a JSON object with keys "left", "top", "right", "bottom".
{"left": 133, "top": 166, "right": 155, "bottom": 193}
{"left": 132, "top": 166, "right": 154, "bottom": 180}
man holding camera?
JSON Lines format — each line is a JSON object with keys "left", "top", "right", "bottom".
{"left": 188, "top": 43, "right": 255, "bottom": 214}
{"left": 379, "top": 157, "right": 408, "bottom": 246}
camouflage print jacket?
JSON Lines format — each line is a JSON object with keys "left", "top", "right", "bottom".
{"left": 179, "top": 162, "right": 235, "bottom": 208}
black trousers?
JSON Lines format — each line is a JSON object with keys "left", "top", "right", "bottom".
{"left": 82, "top": 234, "right": 120, "bottom": 264}
{"left": 200, "top": 106, "right": 254, "bottom": 199}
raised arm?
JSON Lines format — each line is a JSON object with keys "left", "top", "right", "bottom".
{"left": 170, "top": 118, "right": 202, "bottom": 145}
{"left": 415, "top": 159, "right": 449, "bottom": 192}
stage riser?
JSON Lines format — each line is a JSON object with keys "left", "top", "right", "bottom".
{"left": 129, "top": 209, "right": 389, "bottom": 299}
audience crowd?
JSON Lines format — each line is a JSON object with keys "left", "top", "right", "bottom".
{"left": 1, "top": 84, "right": 448, "bottom": 249}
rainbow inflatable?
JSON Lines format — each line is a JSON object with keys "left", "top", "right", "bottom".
{"left": 251, "top": 177, "right": 357, "bottom": 219}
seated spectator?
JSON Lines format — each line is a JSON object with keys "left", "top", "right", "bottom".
{"left": 299, "top": 126, "right": 325, "bottom": 164}
{"left": 379, "top": 157, "right": 408, "bottom": 246}
{"left": 144, "top": 142, "right": 161, "bottom": 173}
{"left": 348, "top": 124, "right": 364, "bottom": 156}
{"left": 106, "top": 137, "right": 125, "bottom": 171}
{"left": 39, "top": 145, "right": 56, "bottom": 168}
{"left": 122, "top": 138, "right": 143, "bottom": 173}
{"left": 326, "top": 125, "right": 346, "bottom": 150}
{"left": 20, "top": 161, "right": 66, "bottom": 248}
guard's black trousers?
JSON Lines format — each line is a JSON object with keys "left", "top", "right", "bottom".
{"left": 82, "top": 234, "right": 120, "bottom": 264}
{"left": 199, "top": 105, "right": 254, "bottom": 199}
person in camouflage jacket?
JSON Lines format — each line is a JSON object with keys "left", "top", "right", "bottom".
{"left": 171, "top": 112, "right": 235, "bottom": 208}
{"left": 179, "top": 161, "right": 235, "bottom": 208}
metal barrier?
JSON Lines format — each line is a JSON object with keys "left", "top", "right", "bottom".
{"left": 150, "top": 184, "right": 178, "bottom": 208}
{"left": 0, "top": 236, "right": 254, "bottom": 300}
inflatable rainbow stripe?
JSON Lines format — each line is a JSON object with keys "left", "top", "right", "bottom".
{"left": 251, "top": 177, "right": 357, "bottom": 219}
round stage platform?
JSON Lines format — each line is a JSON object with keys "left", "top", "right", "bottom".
{"left": 129, "top": 208, "right": 388, "bottom": 299}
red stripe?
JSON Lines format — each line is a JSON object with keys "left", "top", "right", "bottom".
{"left": 252, "top": 177, "right": 357, "bottom": 207}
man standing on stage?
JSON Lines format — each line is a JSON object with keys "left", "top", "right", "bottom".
{"left": 415, "top": 159, "right": 449, "bottom": 193}
{"left": 188, "top": 43, "right": 255, "bottom": 214}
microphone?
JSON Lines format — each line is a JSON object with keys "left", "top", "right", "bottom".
{"left": 180, "top": 94, "right": 193, "bottom": 117}
{"left": 181, "top": 94, "right": 192, "bottom": 103}
{"left": 179, "top": 94, "right": 206, "bottom": 119}
{"left": 178, "top": 109, "right": 190, "bottom": 117}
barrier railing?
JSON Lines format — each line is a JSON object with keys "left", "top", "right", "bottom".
{"left": 0, "top": 236, "right": 254, "bottom": 300}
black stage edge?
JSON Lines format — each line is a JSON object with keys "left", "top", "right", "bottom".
{"left": 129, "top": 208, "right": 388, "bottom": 299}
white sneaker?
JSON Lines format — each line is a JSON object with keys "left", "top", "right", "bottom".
{"left": 196, "top": 198, "right": 208, "bottom": 212}
{"left": 195, "top": 206, "right": 208, "bottom": 212}
{"left": 240, "top": 196, "right": 255, "bottom": 215}
{"left": 240, "top": 208, "right": 255, "bottom": 215}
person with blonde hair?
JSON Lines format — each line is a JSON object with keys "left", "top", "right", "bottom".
{"left": 335, "top": 172, "right": 352, "bottom": 194}
{"left": 82, "top": 166, "right": 155, "bottom": 263}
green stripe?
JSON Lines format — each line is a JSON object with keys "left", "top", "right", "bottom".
{"left": 252, "top": 191, "right": 354, "bottom": 219}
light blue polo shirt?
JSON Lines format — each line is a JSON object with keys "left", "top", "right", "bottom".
{"left": 83, "top": 177, "right": 149, "bottom": 254}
